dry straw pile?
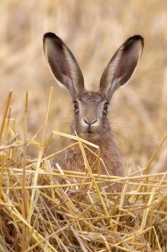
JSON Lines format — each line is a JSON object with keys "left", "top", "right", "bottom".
{"left": 1, "top": 1, "right": 167, "bottom": 251}
{"left": 0, "top": 90, "right": 167, "bottom": 252}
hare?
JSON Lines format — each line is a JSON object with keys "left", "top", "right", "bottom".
{"left": 43, "top": 32, "right": 144, "bottom": 192}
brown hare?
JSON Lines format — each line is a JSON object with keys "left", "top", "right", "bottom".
{"left": 43, "top": 33, "right": 144, "bottom": 192}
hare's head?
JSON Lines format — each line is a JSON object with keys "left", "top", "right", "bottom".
{"left": 43, "top": 33, "right": 144, "bottom": 141}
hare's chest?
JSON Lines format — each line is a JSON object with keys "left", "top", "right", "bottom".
{"left": 53, "top": 147, "right": 97, "bottom": 173}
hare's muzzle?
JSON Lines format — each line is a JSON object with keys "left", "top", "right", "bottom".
{"left": 80, "top": 117, "right": 101, "bottom": 139}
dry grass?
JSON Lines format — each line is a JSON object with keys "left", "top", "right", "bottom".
{"left": 0, "top": 90, "right": 167, "bottom": 251}
{"left": 0, "top": 0, "right": 167, "bottom": 169}
{"left": 0, "top": 1, "right": 167, "bottom": 251}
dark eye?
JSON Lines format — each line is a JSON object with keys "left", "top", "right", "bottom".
{"left": 74, "top": 101, "right": 79, "bottom": 110}
{"left": 103, "top": 102, "right": 108, "bottom": 111}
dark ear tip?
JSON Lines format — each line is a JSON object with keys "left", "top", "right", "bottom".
{"left": 43, "top": 32, "right": 59, "bottom": 42}
{"left": 131, "top": 35, "right": 144, "bottom": 46}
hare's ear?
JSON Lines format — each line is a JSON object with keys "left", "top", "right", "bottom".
{"left": 43, "top": 32, "right": 85, "bottom": 101}
{"left": 99, "top": 35, "right": 144, "bottom": 102}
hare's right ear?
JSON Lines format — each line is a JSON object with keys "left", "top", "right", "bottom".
{"left": 43, "top": 32, "right": 85, "bottom": 101}
{"left": 99, "top": 35, "right": 144, "bottom": 102}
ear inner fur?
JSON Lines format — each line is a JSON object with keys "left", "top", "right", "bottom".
{"left": 99, "top": 35, "right": 144, "bottom": 102}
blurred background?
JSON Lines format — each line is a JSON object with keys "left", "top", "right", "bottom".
{"left": 0, "top": 0, "right": 167, "bottom": 173}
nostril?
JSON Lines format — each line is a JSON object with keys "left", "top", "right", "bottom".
{"left": 92, "top": 119, "right": 97, "bottom": 125}
{"left": 84, "top": 119, "right": 89, "bottom": 125}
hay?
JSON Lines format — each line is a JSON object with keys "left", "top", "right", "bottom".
{"left": 0, "top": 91, "right": 167, "bottom": 251}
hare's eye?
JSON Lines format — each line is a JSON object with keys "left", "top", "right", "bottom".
{"left": 74, "top": 101, "right": 79, "bottom": 110}
{"left": 103, "top": 102, "right": 108, "bottom": 111}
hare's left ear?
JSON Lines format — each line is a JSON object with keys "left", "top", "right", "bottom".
{"left": 99, "top": 35, "right": 144, "bottom": 102}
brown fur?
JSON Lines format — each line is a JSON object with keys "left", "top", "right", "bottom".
{"left": 53, "top": 139, "right": 123, "bottom": 192}
{"left": 43, "top": 32, "right": 144, "bottom": 192}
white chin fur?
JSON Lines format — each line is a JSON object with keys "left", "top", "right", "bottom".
{"left": 79, "top": 132, "right": 100, "bottom": 141}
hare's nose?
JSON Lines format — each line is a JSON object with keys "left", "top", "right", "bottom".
{"left": 84, "top": 119, "right": 97, "bottom": 126}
